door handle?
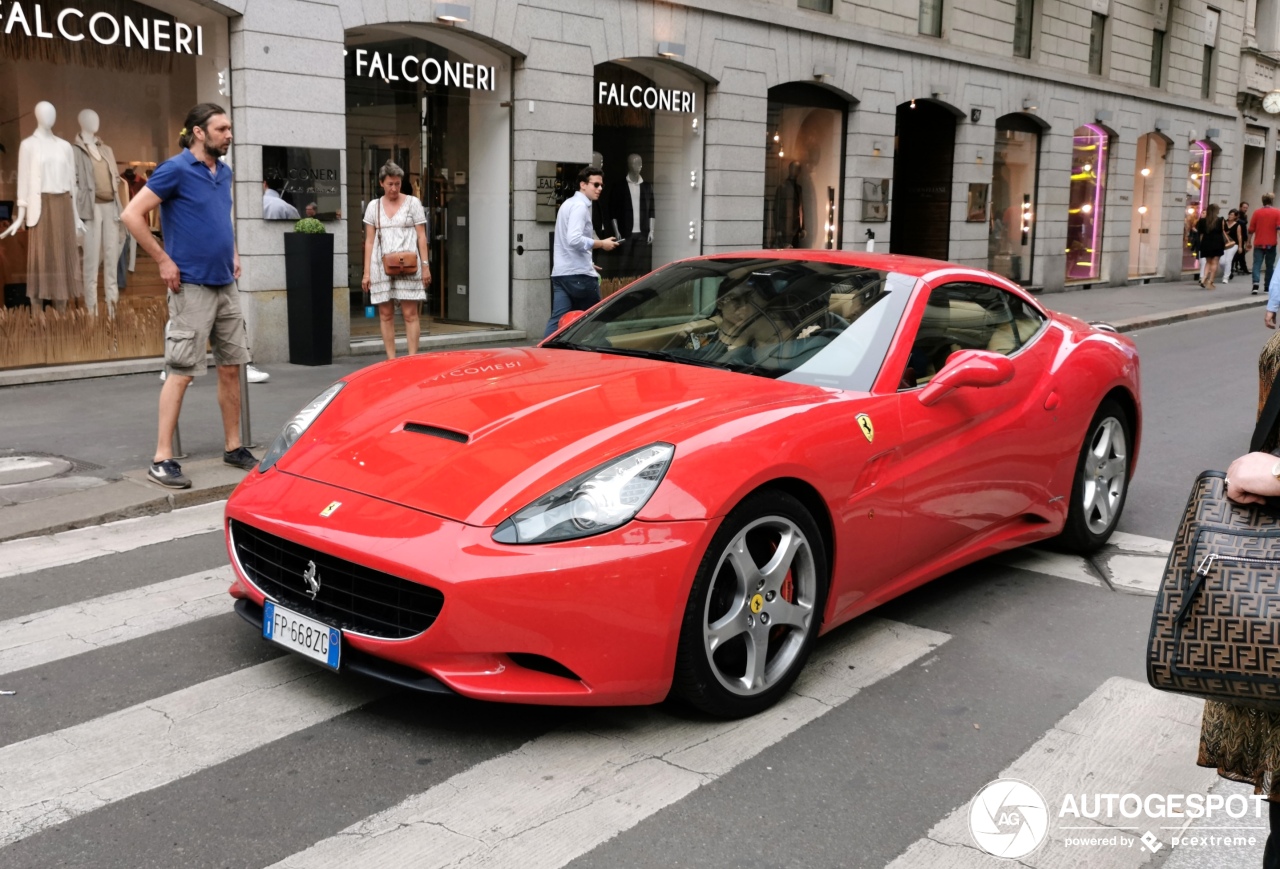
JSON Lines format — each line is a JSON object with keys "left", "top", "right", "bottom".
{"left": 1043, "top": 391, "right": 1061, "bottom": 411}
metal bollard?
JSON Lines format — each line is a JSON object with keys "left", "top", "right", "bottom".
{"left": 171, "top": 421, "right": 187, "bottom": 460}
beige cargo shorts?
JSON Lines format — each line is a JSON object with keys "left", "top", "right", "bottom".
{"left": 164, "top": 282, "right": 251, "bottom": 377}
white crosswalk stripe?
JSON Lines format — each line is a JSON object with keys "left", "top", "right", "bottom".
{"left": 0, "top": 501, "right": 225, "bottom": 580}
{"left": 0, "top": 566, "right": 234, "bottom": 677}
{"left": 886, "top": 678, "right": 1219, "bottom": 868}
{"left": 267, "top": 618, "right": 948, "bottom": 869}
{"left": 0, "top": 656, "right": 387, "bottom": 847}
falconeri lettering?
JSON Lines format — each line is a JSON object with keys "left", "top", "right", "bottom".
{"left": 0, "top": 1, "right": 205, "bottom": 54}
{"left": 596, "top": 80, "right": 696, "bottom": 113}
{"left": 352, "top": 48, "right": 496, "bottom": 92}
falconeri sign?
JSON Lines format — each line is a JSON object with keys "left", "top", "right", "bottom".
{"left": 351, "top": 48, "right": 497, "bottom": 91}
{"left": 1, "top": 1, "right": 205, "bottom": 54}
{"left": 597, "top": 80, "right": 697, "bottom": 113}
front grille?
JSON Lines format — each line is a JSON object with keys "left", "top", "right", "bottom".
{"left": 231, "top": 519, "right": 444, "bottom": 639}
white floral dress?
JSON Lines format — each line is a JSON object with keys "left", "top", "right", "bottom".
{"left": 363, "top": 195, "right": 428, "bottom": 305}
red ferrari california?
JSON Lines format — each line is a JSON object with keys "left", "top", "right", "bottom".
{"left": 225, "top": 251, "right": 1139, "bottom": 718}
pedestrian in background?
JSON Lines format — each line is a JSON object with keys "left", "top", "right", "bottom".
{"left": 1196, "top": 203, "right": 1225, "bottom": 290}
{"left": 361, "top": 161, "right": 431, "bottom": 361}
{"left": 1236, "top": 201, "right": 1252, "bottom": 277}
{"left": 1223, "top": 209, "right": 1244, "bottom": 284}
{"left": 1251, "top": 193, "right": 1280, "bottom": 296}
{"left": 121, "top": 103, "right": 257, "bottom": 489}
{"left": 544, "top": 166, "right": 618, "bottom": 337}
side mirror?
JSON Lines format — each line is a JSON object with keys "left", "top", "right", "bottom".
{"left": 557, "top": 310, "right": 586, "bottom": 331}
{"left": 918, "top": 349, "right": 1015, "bottom": 407}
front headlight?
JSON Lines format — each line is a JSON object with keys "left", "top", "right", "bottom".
{"left": 258, "top": 382, "right": 345, "bottom": 472}
{"left": 492, "top": 443, "right": 675, "bottom": 544}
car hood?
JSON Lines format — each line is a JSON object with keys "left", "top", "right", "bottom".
{"left": 278, "top": 347, "right": 825, "bottom": 526}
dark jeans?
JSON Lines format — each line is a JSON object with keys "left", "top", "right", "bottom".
{"left": 1267, "top": 800, "right": 1280, "bottom": 869}
{"left": 1254, "top": 246, "right": 1277, "bottom": 289}
{"left": 1234, "top": 248, "right": 1250, "bottom": 275}
{"left": 544, "top": 274, "right": 601, "bottom": 338}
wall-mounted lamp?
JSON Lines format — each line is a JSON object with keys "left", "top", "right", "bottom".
{"left": 1154, "top": 117, "right": 1171, "bottom": 132}
{"left": 1022, "top": 97, "right": 1038, "bottom": 111}
{"left": 976, "top": 151, "right": 986, "bottom": 163}
{"left": 1095, "top": 109, "right": 1113, "bottom": 124}
{"left": 872, "top": 141, "right": 882, "bottom": 155}
{"left": 812, "top": 64, "right": 833, "bottom": 82}
{"left": 688, "top": 220, "right": 697, "bottom": 241}
{"left": 690, "top": 170, "right": 698, "bottom": 189}
{"left": 1205, "top": 127, "right": 1221, "bottom": 140}
{"left": 657, "top": 41, "right": 685, "bottom": 59}
{"left": 435, "top": 3, "right": 470, "bottom": 22}
{"left": 909, "top": 99, "right": 917, "bottom": 109}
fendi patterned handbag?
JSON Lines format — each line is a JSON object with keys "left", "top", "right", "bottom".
{"left": 1147, "top": 471, "right": 1280, "bottom": 710}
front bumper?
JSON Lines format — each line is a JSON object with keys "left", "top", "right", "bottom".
{"left": 225, "top": 469, "right": 714, "bottom": 706}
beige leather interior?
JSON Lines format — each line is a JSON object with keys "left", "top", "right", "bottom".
{"left": 607, "top": 318, "right": 716, "bottom": 350}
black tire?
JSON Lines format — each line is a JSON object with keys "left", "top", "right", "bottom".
{"left": 672, "top": 490, "right": 829, "bottom": 718}
{"left": 1057, "top": 398, "right": 1131, "bottom": 554}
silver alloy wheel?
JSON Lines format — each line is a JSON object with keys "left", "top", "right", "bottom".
{"left": 701, "top": 516, "right": 817, "bottom": 696}
{"left": 1081, "top": 416, "right": 1128, "bottom": 535}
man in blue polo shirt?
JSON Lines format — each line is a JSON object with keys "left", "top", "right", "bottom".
{"left": 121, "top": 103, "right": 256, "bottom": 489}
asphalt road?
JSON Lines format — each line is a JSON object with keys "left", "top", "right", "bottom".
{"left": 0, "top": 308, "right": 1271, "bottom": 869}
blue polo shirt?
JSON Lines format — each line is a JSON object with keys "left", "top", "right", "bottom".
{"left": 145, "top": 150, "right": 236, "bottom": 286}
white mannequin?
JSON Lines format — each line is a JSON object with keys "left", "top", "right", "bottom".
{"left": 1, "top": 102, "right": 84, "bottom": 239}
{"left": 73, "top": 108, "right": 124, "bottom": 317}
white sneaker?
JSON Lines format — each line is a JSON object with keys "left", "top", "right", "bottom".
{"left": 246, "top": 364, "right": 270, "bottom": 383}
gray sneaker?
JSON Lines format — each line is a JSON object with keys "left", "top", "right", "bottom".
{"left": 148, "top": 459, "right": 191, "bottom": 489}
{"left": 223, "top": 446, "right": 258, "bottom": 471}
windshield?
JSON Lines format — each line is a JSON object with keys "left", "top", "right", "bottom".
{"left": 551, "top": 258, "right": 917, "bottom": 391}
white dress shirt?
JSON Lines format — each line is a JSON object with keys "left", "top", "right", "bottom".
{"left": 552, "top": 190, "right": 596, "bottom": 277}
{"left": 16, "top": 132, "right": 79, "bottom": 227}
{"left": 628, "top": 176, "right": 643, "bottom": 234}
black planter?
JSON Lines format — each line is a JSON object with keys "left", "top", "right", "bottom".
{"left": 284, "top": 232, "right": 334, "bottom": 366}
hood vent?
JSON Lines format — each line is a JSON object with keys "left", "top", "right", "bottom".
{"left": 404, "top": 422, "right": 469, "bottom": 444}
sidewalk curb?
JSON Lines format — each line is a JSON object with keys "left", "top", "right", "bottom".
{"left": 0, "top": 480, "right": 235, "bottom": 544}
{"left": 1103, "top": 297, "right": 1266, "bottom": 333}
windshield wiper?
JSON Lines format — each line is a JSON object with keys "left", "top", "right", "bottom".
{"left": 586, "top": 345, "right": 764, "bottom": 374}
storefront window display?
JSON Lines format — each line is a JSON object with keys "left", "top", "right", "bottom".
{"left": 761, "top": 84, "right": 847, "bottom": 251}
{"left": 345, "top": 27, "right": 511, "bottom": 334}
{"left": 592, "top": 60, "right": 705, "bottom": 294}
{"left": 1065, "top": 125, "right": 1109, "bottom": 282}
{"left": 0, "top": 0, "right": 228, "bottom": 370}
{"left": 1128, "top": 132, "right": 1167, "bottom": 277}
{"left": 988, "top": 114, "right": 1040, "bottom": 285}
{"left": 1183, "top": 141, "right": 1212, "bottom": 272}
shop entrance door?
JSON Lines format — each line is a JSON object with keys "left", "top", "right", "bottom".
{"left": 890, "top": 100, "right": 956, "bottom": 260}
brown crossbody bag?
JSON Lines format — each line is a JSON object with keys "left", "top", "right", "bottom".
{"left": 376, "top": 197, "right": 419, "bottom": 276}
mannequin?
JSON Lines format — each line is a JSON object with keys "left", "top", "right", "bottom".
{"left": 590, "top": 150, "right": 607, "bottom": 239}
{"left": 72, "top": 109, "right": 124, "bottom": 317}
{"left": 611, "top": 153, "right": 655, "bottom": 276}
{"left": 1, "top": 101, "right": 85, "bottom": 311}
{"left": 773, "top": 161, "right": 805, "bottom": 248}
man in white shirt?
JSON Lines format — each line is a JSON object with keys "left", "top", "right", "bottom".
{"left": 262, "top": 179, "right": 300, "bottom": 220}
{"left": 544, "top": 166, "right": 617, "bottom": 337}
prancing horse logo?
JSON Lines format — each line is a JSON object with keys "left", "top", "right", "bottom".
{"left": 302, "top": 560, "right": 321, "bottom": 600}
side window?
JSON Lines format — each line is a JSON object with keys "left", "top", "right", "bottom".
{"left": 901, "top": 282, "right": 1040, "bottom": 388}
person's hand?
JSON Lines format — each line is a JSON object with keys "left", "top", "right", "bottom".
{"left": 647, "top": 230, "right": 654, "bottom": 244}
{"left": 598, "top": 236, "right": 619, "bottom": 251}
{"left": 361, "top": 273, "right": 371, "bottom": 293}
{"left": 160, "top": 258, "right": 182, "bottom": 291}
{"left": 233, "top": 251, "right": 242, "bottom": 281}
{"left": 1267, "top": 311, "right": 1276, "bottom": 330}
{"left": 421, "top": 270, "right": 432, "bottom": 287}
{"left": 1226, "top": 452, "right": 1280, "bottom": 504}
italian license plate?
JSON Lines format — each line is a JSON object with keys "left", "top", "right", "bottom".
{"left": 263, "top": 601, "right": 341, "bottom": 670}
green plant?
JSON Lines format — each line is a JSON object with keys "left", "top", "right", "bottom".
{"left": 293, "top": 217, "right": 326, "bottom": 234}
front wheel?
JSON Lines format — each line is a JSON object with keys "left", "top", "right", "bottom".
{"left": 1057, "top": 399, "right": 1131, "bottom": 553}
{"left": 672, "top": 490, "right": 828, "bottom": 718}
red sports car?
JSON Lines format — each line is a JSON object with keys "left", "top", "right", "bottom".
{"left": 225, "top": 251, "right": 1140, "bottom": 718}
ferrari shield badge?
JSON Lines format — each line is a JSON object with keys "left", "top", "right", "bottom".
{"left": 856, "top": 413, "right": 875, "bottom": 443}
{"left": 320, "top": 501, "right": 342, "bottom": 518}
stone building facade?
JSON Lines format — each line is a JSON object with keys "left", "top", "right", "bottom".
{"left": 0, "top": 0, "right": 1250, "bottom": 370}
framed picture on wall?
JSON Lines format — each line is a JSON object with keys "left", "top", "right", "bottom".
{"left": 861, "top": 178, "right": 889, "bottom": 222}
{"left": 967, "top": 183, "right": 989, "bottom": 222}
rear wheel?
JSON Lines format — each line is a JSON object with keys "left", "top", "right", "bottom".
{"left": 1057, "top": 399, "right": 1131, "bottom": 553}
{"left": 673, "top": 490, "right": 828, "bottom": 718}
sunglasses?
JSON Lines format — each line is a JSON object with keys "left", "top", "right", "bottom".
{"left": 588, "top": 182, "right": 603, "bottom": 188}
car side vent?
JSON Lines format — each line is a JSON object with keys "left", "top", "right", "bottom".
{"left": 404, "top": 422, "right": 469, "bottom": 443}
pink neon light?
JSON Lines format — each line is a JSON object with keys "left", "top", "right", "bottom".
{"left": 1067, "top": 125, "right": 1108, "bottom": 281}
